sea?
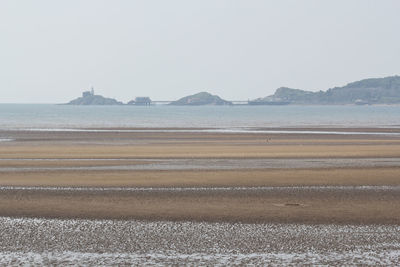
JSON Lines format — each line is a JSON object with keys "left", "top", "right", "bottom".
{"left": 0, "top": 104, "right": 399, "bottom": 130}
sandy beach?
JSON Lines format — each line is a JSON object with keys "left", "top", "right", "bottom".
{"left": 4, "top": 1, "right": 400, "bottom": 263}
{"left": 0, "top": 128, "right": 399, "bottom": 225}
{"left": 1, "top": 127, "right": 400, "bottom": 265}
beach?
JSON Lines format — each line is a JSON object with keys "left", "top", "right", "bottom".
{"left": 1, "top": 127, "right": 400, "bottom": 264}
{"left": 0, "top": 128, "right": 400, "bottom": 223}
{"left": 4, "top": 0, "right": 400, "bottom": 263}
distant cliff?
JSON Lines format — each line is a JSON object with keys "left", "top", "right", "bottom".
{"left": 257, "top": 76, "right": 400, "bottom": 105}
{"left": 67, "top": 91, "right": 123, "bottom": 105}
{"left": 169, "top": 92, "right": 232, "bottom": 106}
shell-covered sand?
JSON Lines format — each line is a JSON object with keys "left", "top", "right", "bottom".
{"left": 1, "top": 217, "right": 400, "bottom": 265}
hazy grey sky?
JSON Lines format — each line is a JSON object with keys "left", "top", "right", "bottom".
{"left": 0, "top": 0, "right": 399, "bottom": 103}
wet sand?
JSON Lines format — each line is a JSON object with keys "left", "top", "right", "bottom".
{"left": 1, "top": 143, "right": 400, "bottom": 159}
{"left": 0, "top": 167, "right": 399, "bottom": 187}
{"left": 1, "top": 127, "right": 400, "bottom": 265}
{"left": 0, "top": 158, "right": 400, "bottom": 172}
{"left": 0, "top": 128, "right": 399, "bottom": 224}
{"left": 0, "top": 185, "right": 399, "bottom": 224}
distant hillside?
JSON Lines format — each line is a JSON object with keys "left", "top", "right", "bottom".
{"left": 257, "top": 76, "right": 400, "bottom": 105}
{"left": 67, "top": 91, "right": 123, "bottom": 105}
{"left": 169, "top": 92, "right": 232, "bottom": 106}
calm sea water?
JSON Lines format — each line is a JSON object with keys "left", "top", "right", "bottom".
{"left": 0, "top": 104, "right": 399, "bottom": 129}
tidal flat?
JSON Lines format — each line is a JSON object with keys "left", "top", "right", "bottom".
{"left": 0, "top": 128, "right": 400, "bottom": 265}
{"left": 0, "top": 185, "right": 400, "bottom": 224}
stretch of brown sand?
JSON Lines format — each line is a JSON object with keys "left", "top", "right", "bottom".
{"left": 1, "top": 143, "right": 400, "bottom": 159}
{"left": 0, "top": 168, "right": 399, "bottom": 187}
{"left": 0, "top": 128, "right": 400, "bottom": 224}
{"left": 0, "top": 160, "right": 154, "bottom": 168}
{"left": 0, "top": 187, "right": 399, "bottom": 225}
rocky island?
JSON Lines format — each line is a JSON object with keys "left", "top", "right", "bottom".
{"left": 65, "top": 76, "right": 400, "bottom": 106}
{"left": 67, "top": 88, "right": 123, "bottom": 105}
{"left": 169, "top": 92, "right": 232, "bottom": 106}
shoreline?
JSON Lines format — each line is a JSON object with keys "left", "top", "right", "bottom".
{"left": 2, "top": 126, "right": 400, "bottom": 135}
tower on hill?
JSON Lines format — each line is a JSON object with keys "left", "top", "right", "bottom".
{"left": 82, "top": 87, "right": 95, "bottom": 97}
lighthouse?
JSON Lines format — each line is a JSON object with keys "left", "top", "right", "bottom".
{"left": 82, "top": 87, "right": 95, "bottom": 98}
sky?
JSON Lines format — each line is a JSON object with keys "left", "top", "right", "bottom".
{"left": 0, "top": 0, "right": 399, "bottom": 103}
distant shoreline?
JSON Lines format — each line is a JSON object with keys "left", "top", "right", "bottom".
{"left": 64, "top": 76, "right": 400, "bottom": 106}
{"left": 1, "top": 102, "right": 400, "bottom": 106}
{"left": 2, "top": 126, "right": 400, "bottom": 138}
